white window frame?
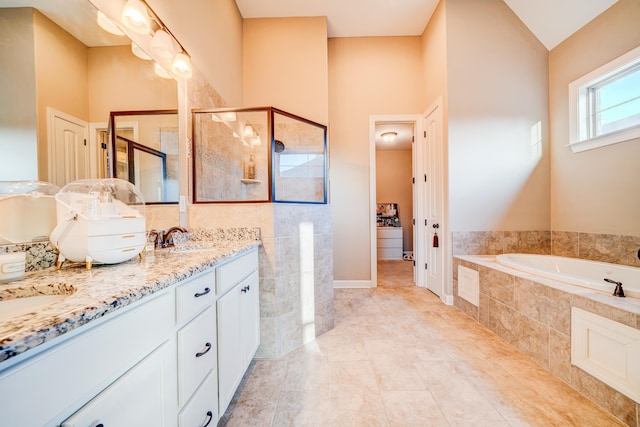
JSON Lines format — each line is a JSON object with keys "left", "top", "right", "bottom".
{"left": 568, "top": 45, "right": 640, "bottom": 153}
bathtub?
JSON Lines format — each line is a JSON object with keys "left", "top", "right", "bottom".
{"left": 495, "top": 253, "right": 640, "bottom": 299}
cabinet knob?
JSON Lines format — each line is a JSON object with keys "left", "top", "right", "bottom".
{"left": 194, "top": 287, "right": 211, "bottom": 298}
{"left": 195, "top": 342, "right": 212, "bottom": 358}
{"left": 201, "top": 410, "right": 214, "bottom": 427}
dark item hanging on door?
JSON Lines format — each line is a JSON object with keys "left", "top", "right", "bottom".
{"left": 432, "top": 223, "right": 440, "bottom": 248}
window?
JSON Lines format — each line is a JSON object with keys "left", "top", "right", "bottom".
{"left": 568, "top": 45, "right": 640, "bottom": 153}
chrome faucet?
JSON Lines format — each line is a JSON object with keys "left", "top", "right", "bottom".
{"left": 162, "top": 226, "right": 188, "bottom": 248}
{"left": 604, "top": 278, "right": 625, "bottom": 297}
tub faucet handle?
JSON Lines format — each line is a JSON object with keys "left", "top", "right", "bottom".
{"left": 604, "top": 278, "right": 625, "bottom": 298}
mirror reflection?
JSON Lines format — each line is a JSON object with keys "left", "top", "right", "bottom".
{"left": 0, "top": 1, "right": 178, "bottom": 188}
{"left": 111, "top": 111, "right": 179, "bottom": 204}
{"left": 0, "top": 1, "right": 178, "bottom": 243}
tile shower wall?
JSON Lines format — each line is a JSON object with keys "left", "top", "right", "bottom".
{"left": 186, "top": 69, "right": 334, "bottom": 358}
{"left": 189, "top": 203, "right": 334, "bottom": 358}
{"left": 452, "top": 230, "right": 640, "bottom": 268}
{"left": 452, "top": 256, "right": 640, "bottom": 426}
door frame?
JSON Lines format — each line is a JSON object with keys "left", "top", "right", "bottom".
{"left": 369, "top": 114, "right": 422, "bottom": 288}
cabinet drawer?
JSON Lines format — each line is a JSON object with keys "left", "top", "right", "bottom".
{"left": 377, "top": 238, "right": 402, "bottom": 248}
{"left": 216, "top": 249, "right": 258, "bottom": 296}
{"left": 378, "top": 247, "right": 403, "bottom": 260}
{"left": 176, "top": 270, "right": 215, "bottom": 324}
{"left": 179, "top": 370, "right": 218, "bottom": 427}
{"left": 376, "top": 227, "right": 402, "bottom": 238}
{"left": 178, "top": 306, "right": 217, "bottom": 407}
{"left": 61, "top": 342, "right": 175, "bottom": 427}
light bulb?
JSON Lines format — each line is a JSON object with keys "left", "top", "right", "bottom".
{"left": 243, "top": 125, "right": 254, "bottom": 137}
{"left": 171, "top": 52, "right": 192, "bottom": 78}
{"left": 121, "top": 0, "right": 150, "bottom": 34}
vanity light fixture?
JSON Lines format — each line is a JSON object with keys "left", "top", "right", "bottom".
{"left": 172, "top": 53, "right": 193, "bottom": 78}
{"left": 381, "top": 131, "right": 397, "bottom": 143}
{"left": 131, "top": 42, "right": 152, "bottom": 60}
{"left": 121, "top": 0, "right": 150, "bottom": 34}
{"left": 92, "top": 0, "right": 193, "bottom": 80}
{"left": 97, "top": 11, "right": 124, "bottom": 36}
{"left": 154, "top": 63, "right": 172, "bottom": 79}
{"left": 151, "top": 29, "right": 174, "bottom": 59}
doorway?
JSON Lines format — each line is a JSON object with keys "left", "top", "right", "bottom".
{"left": 369, "top": 115, "right": 420, "bottom": 288}
{"left": 370, "top": 103, "right": 448, "bottom": 301}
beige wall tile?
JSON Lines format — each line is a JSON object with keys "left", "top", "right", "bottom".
{"left": 570, "top": 294, "right": 636, "bottom": 328}
{"left": 479, "top": 266, "right": 515, "bottom": 306}
{"left": 503, "top": 231, "right": 551, "bottom": 254}
{"left": 570, "top": 367, "right": 637, "bottom": 426}
{"left": 551, "top": 231, "right": 579, "bottom": 257}
{"left": 579, "top": 233, "right": 640, "bottom": 268}
{"left": 452, "top": 231, "right": 504, "bottom": 255}
{"left": 514, "top": 277, "right": 571, "bottom": 335}
{"left": 549, "top": 329, "right": 571, "bottom": 384}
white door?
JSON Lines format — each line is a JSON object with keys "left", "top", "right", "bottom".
{"left": 423, "top": 102, "right": 444, "bottom": 297}
{"left": 49, "top": 109, "right": 89, "bottom": 186}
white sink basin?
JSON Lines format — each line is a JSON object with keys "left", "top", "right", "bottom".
{"left": 0, "top": 294, "right": 71, "bottom": 323}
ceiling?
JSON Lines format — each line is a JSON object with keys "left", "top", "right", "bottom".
{"left": 236, "top": 0, "right": 620, "bottom": 49}
{"left": 375, "top": 123, "right": 414, "bottom": 151}
{"left": 3, "top": 0, "right": 620, "bottom": 50}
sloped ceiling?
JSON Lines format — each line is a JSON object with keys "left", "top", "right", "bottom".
{"left": 236, "top": 0, "right": 620, "bottom": 49}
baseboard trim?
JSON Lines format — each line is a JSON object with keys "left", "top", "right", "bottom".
{"left": 333, "top": 280, "right": 372, "bottom": 289}
{"left": 442, "top": 294, "right": 454, "bottom": 305}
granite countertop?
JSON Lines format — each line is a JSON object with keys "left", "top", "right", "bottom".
{"left": 0, "top": 239, "right": 260, "bottom": 365}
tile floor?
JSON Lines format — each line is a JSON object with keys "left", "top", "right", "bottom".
{"left": 219, "top": 260, "right": 626, "bottom": 426}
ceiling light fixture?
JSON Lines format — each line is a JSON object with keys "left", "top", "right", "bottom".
{"left": 121, "top": 0, "right": 150, "bottom": 34}
{"left": 381, "top": 131, "right": 397, "bottom": 143}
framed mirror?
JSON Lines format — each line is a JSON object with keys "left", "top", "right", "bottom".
{"left": 110, "top": 110, "right": 179, "bottom": 204}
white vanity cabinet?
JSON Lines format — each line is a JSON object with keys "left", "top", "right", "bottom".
{"left": 175, "top": 270, "right": 219, "bottom": 425}
{"left": 0, "top": 246, "right": 259, "bottom": 427}
{"left": 216, "top": 249, "right": 260, "bottom": 418}
{"left": 0, "top": 290, "right": 176, "bottom": 427}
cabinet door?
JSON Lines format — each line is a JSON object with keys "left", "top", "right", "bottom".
{"left": 216, "top": 286, "right": 243, "bottom": 418}
{"left": 241, "top": 272, "right": 260, "bottom": 368}
{"left": 61, "top": 342, "right": 175, "bottom": 427}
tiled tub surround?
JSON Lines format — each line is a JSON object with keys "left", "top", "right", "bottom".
{"left": 452, "top": 255, "right": 640, "bottom": 426}
{"left": 453, "top": 230, "right": 640, "bottom": 268}
{"left": 0, "top": 237, "right": 260, "bottom": 364}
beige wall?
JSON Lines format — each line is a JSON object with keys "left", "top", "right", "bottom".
{"left": 88, "top": 46, "right": 177, "bottom": 122}
{"left": 243, "top": 17, "right": 328, "bottom": 124}
{"left": 376, "top": 149, "right": 414, "bottom": 251}
{"left": 549, "top": 0, "right": 640, "bottom": 236}
{"left": 329, "top": 37, "right": 424, "bottom": 281}
{"left": 421, "top": 1, "right": 448, "bottom": 112}
{"left": 0, "top": 8, "right": 38, "bottom": 181}
{"left": 34, "top": 10, "right": 89, "bottom": 181}
{"left": 446, "top": 0, "right": 550, "bottom": 232}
